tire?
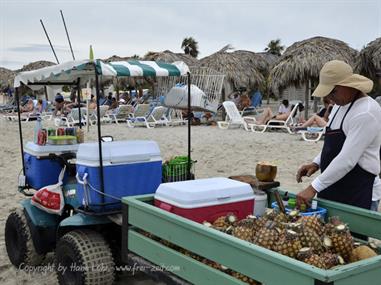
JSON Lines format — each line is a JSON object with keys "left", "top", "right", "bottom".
{"left": 55, "top": 229, "right": 115, "bottom": 285}
{"left": 5, "top": 208, "right": 45, "bottom": 267}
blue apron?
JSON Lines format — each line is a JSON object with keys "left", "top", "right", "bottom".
{"left": 317, "top": 100, "right": 375, "bottom": 210}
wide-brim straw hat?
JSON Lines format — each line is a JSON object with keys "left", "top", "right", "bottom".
{"left": 312, "top": 60, "right": 373, "bottom": 97}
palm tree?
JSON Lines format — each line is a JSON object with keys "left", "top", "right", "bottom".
{"left": 264, "top": 39, "right": 285, "bottom": 56}
{"left": 181, "top": 37, "right": 199, "bottom": 58}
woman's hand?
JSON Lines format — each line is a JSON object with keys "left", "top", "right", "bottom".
{"left": 296, "top": 163, "right": 319, "bottom": 183}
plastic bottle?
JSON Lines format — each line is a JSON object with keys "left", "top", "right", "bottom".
{"left": 311, "top": 200, "right": 318, "bottom": 211}
{"left": 282, "top": 191, "right": 289, "bottom": 207}
{"left": 34, "top": 118, "right": 42, "bottom": 144}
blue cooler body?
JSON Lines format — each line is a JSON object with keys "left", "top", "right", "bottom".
{"left": 24, "top": 142, "right": 79, "bottom": 189}
{"left": 76, "top": 140, "right": 162, "bottom": 211}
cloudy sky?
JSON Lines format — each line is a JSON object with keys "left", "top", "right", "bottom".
{"left": 1, "top": 0, "right": 380, "bottom": 70}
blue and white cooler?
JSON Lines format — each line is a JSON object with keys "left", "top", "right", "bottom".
{"left": 24, "top": 142, "right": 79, "bottom": 189}
{"left": 76, "top": 140, "right": 162, "bottom": 211}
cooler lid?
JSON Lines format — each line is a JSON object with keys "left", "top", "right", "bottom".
{"left": 76, "top": 140, "right": 161, "bottom": 165}
{"left": 155, "top": 177, "right": 254, "bottom": 208}
{"left": 24, "top": 141, "right": 79, "bottom": 156}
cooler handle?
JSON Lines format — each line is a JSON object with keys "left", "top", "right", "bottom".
{"left": 217, "top": 196, "right": 231, "bottom": 200}
{"left": 159, "top": 202, "right": 173, "bottom": 212}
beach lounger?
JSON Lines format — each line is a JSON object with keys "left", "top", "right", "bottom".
{"left": 167, "top": 109, "right": 187, "bottom": 126}
{"left": 5, "top": 112, "right": 41, "bottom": 122}
{"left": 298, "top": 127, "right": 325, "bottom": 142}
{"left": 109, "top": 104, "right": 134, "bottom": 125}
{"left": 87, "top": 105, "right": 111, "bottom": 125}
{"left": 146, "top": 106, "right": 169, "bottom": 127}
{"left": 217, "top": 101, "right": 260, "bottom": 131}
{"left": 250, "top": 103, "right": 300, "bottom": 134}
{"left": 126, "top": 104, "right": 151, "bottom": 128}
{"left": 54, "top": 107, "right": 87, "bottom": 127}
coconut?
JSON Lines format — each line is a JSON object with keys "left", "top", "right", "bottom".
{"left": 255, "top": 162, "right": 277, "bottom": 182}
{"left": 349, "top": 245, "right": 378, "bottom": 262}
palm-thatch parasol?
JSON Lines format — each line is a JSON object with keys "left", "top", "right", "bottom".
{"left": 270, "top": 36, "right": 358, "bottom": 95}
{"left": 143, "top": 50, "right": 199, "bottom": 67}
{"left": 256, "top": 52, "right": 280, "bottom": 69}
{"left": 199, "top": 45, "right": 267, "bottom": 98}
{"left": 356, "top": 37, "right": 381, "bottom": 80}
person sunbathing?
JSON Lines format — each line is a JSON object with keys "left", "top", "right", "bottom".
{"left": 293, "top": 97, "right": 333, "bottom": 130}
{"left": 21, "top": 99, "right": 34, "bottom": 113}
{"left": 254, "top": 100, "right": 300, "bottom": 125}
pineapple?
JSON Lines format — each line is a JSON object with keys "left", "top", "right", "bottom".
{"left": 233, "top": 225, "right": 254, "bottom": 242}
{"left": 231, "top": 271, "right": 260, "bottom": 285}
{"left": 321, "top": 252, "right": 345, "bottom": 269}
{"left": 299, "top": 227, "right": 324, "bottom": 254}
{"left": 255, "top": 216, "right": 268, "bottom": 229}
{"left": 324, "top": 216, "right": 343, "bottom": 235}
{"left": 273, "top": 212, "right": 288, "bottom": 229}
{"left": 212, "top": 216, "right": 230, "bottom": 231}
{"left": 330, "top": 224, "right": 354, "bottom": 261}
{"left": 288, "top": 210, "right": 301, "bottom": 222}
{"left": 179, "top": 249, "right": 202, "bottom": 261}
{"left": 297, "top": 216, "right": 324, "bottom": 236}
{"left": 252, "top": 221, "right": 280, "bottom": 250}
{"left": 297, "top": 247, "right": 326, "bottom": 269}
{"left": 201, "top": 259, "right": 225, "bottom": 270}
{"left": 263, "top": 208, "right": 277, "bottom": 220}
{"left": 273, "top": 230, "right": 302, "bottom": 258}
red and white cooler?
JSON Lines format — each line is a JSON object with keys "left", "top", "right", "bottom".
{"left": 154, "top": 177, "right": 254, "bottom": 223}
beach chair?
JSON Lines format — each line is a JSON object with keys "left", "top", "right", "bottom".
{"left": 242, "top": 91, "right": 263, "bottom": 115}
{"left": 146, "top": 106, "right": 170, "bottom": 127}
{"left": 250, "top": 103, "right": 300, "bottom": 134}
{"left": 298, "top": 127, "right": 325, "bottom": 142}
{"left": 126, "top": 104, "right": 151, "bottom": 128}
{"left": 87, "top": 105, "right": 111, "bottom": 125}
{"left": 167, "top": 109, "right": 187, "bottom": 126}
{"left": 217, "top": 101, "right": 260, "bottom": 131}
{"left": 54, "top": 107, "right": 87, "bottom": 127}
{"left": 5, "top": 111, "right": 41, "bottom": 122}
{"left": 109, "top": 105, "right": 134, "bottom": 125}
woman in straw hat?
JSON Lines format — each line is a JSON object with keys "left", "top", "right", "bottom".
{"left": 296, "top": 60, "right": 381, "bottom": 211}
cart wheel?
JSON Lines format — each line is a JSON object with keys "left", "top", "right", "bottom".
{"left": 5, "top": 208, "right": 45, "bottom": 267}
{"left": 55, "top": 229, "right": 115, "bottom": 285}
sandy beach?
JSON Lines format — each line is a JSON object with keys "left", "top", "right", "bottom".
{"left": 0, "top": 118, "right": 331, "bottom": 284}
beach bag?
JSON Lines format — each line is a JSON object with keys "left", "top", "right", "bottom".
{"left": 31, "top": 166, "right": 66, "bottom": 215}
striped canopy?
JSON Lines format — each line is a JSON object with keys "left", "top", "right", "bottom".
{"left": 14, "top": 59, "right": 189, "bottom": 87}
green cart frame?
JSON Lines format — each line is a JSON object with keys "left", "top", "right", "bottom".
{"left": 122, "top": 188, "right": 381, "bottom": 285}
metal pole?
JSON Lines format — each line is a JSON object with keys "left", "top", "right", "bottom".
{"left": 60, "top": 10, "right": 75, "bottom": 60}
{"left": 94, "top": 62, "right": 105, "bottom": 206}
{"left": 16, "top": 88, "right": 26, "bottom": 176}
{"left": 40, "top": 19, "right": 60, "bottom": 64}
{"left": 77, "top": 78, "right": 82, "bottom": 128}
{"left": 187, "top": 72, "right": 191, "bottom": 180}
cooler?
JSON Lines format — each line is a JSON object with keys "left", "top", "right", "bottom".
{"left": 76, "top": 140, "right": 162, "bottom": 211}
{"left": 154, "top": 177, "right": 254, "bottom": 223}
{"left": 24, "top": 142, "right": 79, "bottom": 189}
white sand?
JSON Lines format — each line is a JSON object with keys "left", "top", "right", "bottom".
{"left": 0, "top": 118, "right": 328, "bottom": 284}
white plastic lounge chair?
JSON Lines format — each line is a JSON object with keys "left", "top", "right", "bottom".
{"left": 126, "top": 104, "right": 151, "bottom": 128}
{"left": 54, "top": 107, "right": 87, "bottom": 127}
{"left": 146, "top": 106, "right": 169, "bottom": 127}
{"left": 167, "top": 109, "right": 187, "bottom": 126}
{"left": 5, "top": 111, "right": 41, "bottom": 122}
{"left": 217, "top": 101, "right": 260, "bottom": 131}
{"left": 87, "top": 105, "right": 111, "bottom": 125}
{"left": 298, "top": 127, "right": 325, "bottom": 142}
{"left": 109, "top": 104, "right": 134, "bottom": 125}
{"left": 250, "top": 103, "right": 300, "bottom": 134}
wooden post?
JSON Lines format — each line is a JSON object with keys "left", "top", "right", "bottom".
{"left": 304, "top": 82, "right": 309, "bottom": 119}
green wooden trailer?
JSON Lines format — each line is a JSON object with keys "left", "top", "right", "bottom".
{"left": 121, "top": 188, "right": 381, "bottom": 285}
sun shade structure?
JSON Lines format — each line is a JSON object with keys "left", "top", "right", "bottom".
{"left": 14, "top": 59, "right": 189, "bottom": 87}
{"left": 356, "top": 37, "right": 381, "bottom": 80}
{"left": 270, "top": 36, "right": 358, "bottom": 94}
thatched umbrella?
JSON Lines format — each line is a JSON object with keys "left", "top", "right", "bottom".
{"left": 270, "top": 36, "right": 358, "bottom": 94}
{"left": 143, "top": 50, "right": 199, "bottom": 67}
{"left": 270, "top": 36, "right": 358, "bottom": 116}
{"left": 256, "top": 52, "right": 280, "bottom": 69}
{"left": 356, "top": 37, "right": 381, "bottom": 80}
{"left": 199, "top": 45, "right": 266, "bottom": 100}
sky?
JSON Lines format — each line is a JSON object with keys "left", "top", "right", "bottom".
{"left": 1, "top": 0, "right": 380, "bottom": 70}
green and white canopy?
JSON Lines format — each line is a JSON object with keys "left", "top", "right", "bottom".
{"left": 14, "top": 59, "right": 189, "bottom": 87}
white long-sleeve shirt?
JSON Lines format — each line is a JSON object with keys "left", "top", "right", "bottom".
{"left": 312, "top": 97, "right": 381, "bottom": 195}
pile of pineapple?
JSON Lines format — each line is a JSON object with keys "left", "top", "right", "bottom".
{"left": 203, "top": 209, "right": 378, "bottom": 269}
